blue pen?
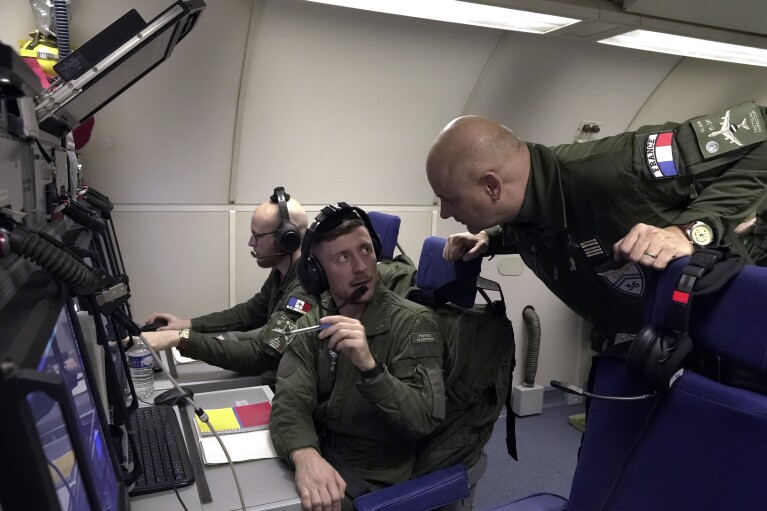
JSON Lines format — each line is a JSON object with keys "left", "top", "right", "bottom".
{"left": 275, "top": 323, "right": 330, "bottom": 338}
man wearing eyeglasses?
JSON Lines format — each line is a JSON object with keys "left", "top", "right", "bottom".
{"left": 142, "top": 190, "right": 316, "bottom": 386}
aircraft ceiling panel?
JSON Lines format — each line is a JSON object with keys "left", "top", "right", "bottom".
{"left": 621, "top": 0, "right": 767, "bottom": 36}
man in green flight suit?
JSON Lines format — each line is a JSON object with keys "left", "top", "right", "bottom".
{"left": 142, "top": 187, "right": 317, "bottom": 385}
{"left": 426, "top": 102, "right": 767, "bottom": 349}
{"left": 270, "top": 203, "right": 445, "bottom": 511}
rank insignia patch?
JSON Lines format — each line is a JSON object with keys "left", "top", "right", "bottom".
{"left": 286, "top": 296, "right": 313, "bottom": 314}
{"left": 645, "top": 132, "right": 679, "bottom": 179}
{"left": 579, "top": 238, "right": 607, "bottom": 258}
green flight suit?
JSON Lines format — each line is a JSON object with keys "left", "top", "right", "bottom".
{"left": 377, "top": 254, "right": 418, "bottom": 297}
{"left": 486, "top": 103, "right": 767, "bottom": 348}
{"left": 270, "top": 282, "right": 445, "bottom": 490}
{"left": 741, "top": 199, "right": 767, "bottom": 266}
{"left": 179, "top": 264, "right": 317, "bottom": 384}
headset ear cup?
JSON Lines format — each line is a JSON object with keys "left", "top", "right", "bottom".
{"left": 646, "top": 332, "right": 693, "bottom": 392}
{"left": 298, "top": 254, "right": 328, "bottom": 296}
{"left": 276, "top": 223, "right": 301, "bottom": 253}
{"left": 626, "top": 325, "right": 658, "bottom": 383}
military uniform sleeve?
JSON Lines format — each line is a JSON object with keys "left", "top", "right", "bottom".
{"left": 190, "top": 279, "right": 271, "bottom": 333}
{"left": 269, "top": 319, "right": 322, "bottom": 465}
{"left": 632, "top": 113, "right": 767, "bottom": 242}
{"left": 484, "top": 225, "right": 517, "bottom": 255}
{"left": 356, "top": 308, "right": 445, "bottom": 438}
{"left": 184, "top": 290, "right": 318, "bottom": 375}
{"left": 377, "top": 254, "right": 418, "bottom": 297}
{"left": 667, "top": 139, "right": 767, "bottom": 242}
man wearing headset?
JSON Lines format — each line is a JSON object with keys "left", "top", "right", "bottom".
{"left": 142, "top": 187, "right": 317, "bottom": 386}
{"left": 270, "top": 203, "right": 445, "bottom": 511}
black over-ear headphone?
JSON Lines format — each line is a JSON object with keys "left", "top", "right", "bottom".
{"left": 296, "top": 202, "right": 381, "bottom": 296}
{"left": 626, "top": 248, "right": 730, "bottom": 392}
{"left": 270, "top": 187, "right": 301, "bottom": 254}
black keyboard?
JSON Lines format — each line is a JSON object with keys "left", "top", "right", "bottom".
{"left": 128, "top": 405, "right": 195, "bottom": 495}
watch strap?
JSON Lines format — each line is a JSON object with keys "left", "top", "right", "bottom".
{"left": 359, "top": 356, "right": 385, "bottom": 380}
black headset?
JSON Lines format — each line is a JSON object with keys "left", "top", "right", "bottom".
{"left": 269, "top": 186, "right": 301, "bottom": 254}
{"left": 626, "top": 248, "right": 734, "bottom": 393}
{"left": 296, "top": 202, "right": 381, "bottom": 296}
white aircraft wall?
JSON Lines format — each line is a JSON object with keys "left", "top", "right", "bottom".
{"left": 2, "top": 0, "right": 766, "bottom": 390}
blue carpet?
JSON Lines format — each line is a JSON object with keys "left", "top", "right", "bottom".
{"left": 474, "top": 404, "right": 584, "bottom": 510}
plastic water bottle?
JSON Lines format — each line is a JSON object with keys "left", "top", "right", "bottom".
{"left": 127, "top": 337, "right": 154, "bottom": 399}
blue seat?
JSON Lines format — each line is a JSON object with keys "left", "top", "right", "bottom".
{"left": 413, "top": 236, "right": 482, "bottom": 308}
{"left": 496, "top": 258, "right": 767, "bottom": 511}
{"left": 368, "top": 211, "right": 401, "bottom": 260}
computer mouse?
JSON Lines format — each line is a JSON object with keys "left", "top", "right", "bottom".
{"left": 141, "top": 318, "right": 169, "bottom": 332}
{"left": 153, "top": 387, "right": 194, "bottom": 406}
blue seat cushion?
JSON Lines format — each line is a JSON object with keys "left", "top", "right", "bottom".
{"left": 415, "top": 236, "right": 481, "bottom": 308}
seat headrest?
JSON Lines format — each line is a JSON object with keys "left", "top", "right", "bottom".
{"left": 647, "top": 257, "right": 767, "bottom": 376}
{"left": 368, "top": 211, "right": 401, "bottom": 260}
{"left": 416, "top": 236, "right": 481, "bottom": 308}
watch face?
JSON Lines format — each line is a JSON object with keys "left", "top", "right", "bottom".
{"left": 691, "top": 224, "right": 713, "bottom": 246}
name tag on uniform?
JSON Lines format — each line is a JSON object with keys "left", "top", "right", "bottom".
{"left": 690, "top": 101, "right": 766, "bottom": 159}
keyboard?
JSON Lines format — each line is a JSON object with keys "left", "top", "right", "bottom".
{"left": 128, "top": 405, "right": 195, "bottom": 495}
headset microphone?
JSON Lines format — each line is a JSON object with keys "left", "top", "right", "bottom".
{"left": 251, "top": 250, "right": 290, "bottom": 259}
{"left": 550, "top": 380, "right": 658, "bottom": 401}
{"left": 326, "top": 285, "right": 368, "bottom": 311}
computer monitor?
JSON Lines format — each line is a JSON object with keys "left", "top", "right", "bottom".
{"left": 35, "top": 0, "right": 206, "bottom": 137}
{"left": 0, "top": 272, "right": 128, "bottom": 510}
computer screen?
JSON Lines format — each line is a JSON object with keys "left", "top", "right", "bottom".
{"left": 0, "top": 273, "right": 128, "bottom": 510}
{"left": 29, "top": 302, "right": 122, "bottom": 510}
{"left": 36, "top": 0, "right": 206, "bottom": 136}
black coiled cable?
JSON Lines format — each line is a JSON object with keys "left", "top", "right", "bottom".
{"left": 10, "top": 226, "right": 101, "bottom": 295}
{"left": 82, "top": 187, "right": 114, "bottom": 214}
{"left": 63, "top": 201, "right": 107, "bottom": 235}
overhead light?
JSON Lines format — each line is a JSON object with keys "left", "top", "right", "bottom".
{"left": 599, "top": 30, "right": 767, "bottom": 68}
{"left": 304, "top": 0, "right": 580, "bottom": 34}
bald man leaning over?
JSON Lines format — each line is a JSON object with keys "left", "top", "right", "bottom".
{"left": 142, "top": 187, "right": 317, "bottom": 385}
{"left": 427, "top": 104, "right": 767, "bottom": 349}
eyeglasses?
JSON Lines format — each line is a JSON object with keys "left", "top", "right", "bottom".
{"left": 250, "top": 230, "right": 276, "bottom": 239}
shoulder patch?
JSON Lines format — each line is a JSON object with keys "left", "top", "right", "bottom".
{"left": 264, "top": 313, "right": 298, "bottom": 353}
{"left": 690, "top": 101, "right": 766, "bottom": 159}
{"left": 599, "top": 262, "right": 645, "bottom": 296}
{"left": 637, "top": 131, "right": 680, "bottom": 179}
{"left": 286, "top": 296, "right": 313, "bottom": 314}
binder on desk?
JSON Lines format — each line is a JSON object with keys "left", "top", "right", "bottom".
{"left": 194, "top": 387, "right": 278, "bottom": 465}
{"left": 195, "top": 402, "right": 271, "bottom": 436}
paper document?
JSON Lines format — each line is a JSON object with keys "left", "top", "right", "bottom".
{"left": 171, "top": 347, "right": 200, "bottom": 364}
{"left": 199, "top": 430, "right": 277, "bottom": 464}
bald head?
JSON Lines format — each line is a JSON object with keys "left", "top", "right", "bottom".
{"left": 250, "top": 196, "right": 308, "bottom": 271}
{"left": 426, "top": 115, "right": 531, "bottom": 232}
{"left": 253, "top": 197, "right": 308, "bottom": 235}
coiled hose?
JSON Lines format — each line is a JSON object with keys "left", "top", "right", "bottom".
{"left": 10, "top": 226, "right": 101, "bottom": 295}
{"left": 82, "top": 187, "right": 114, "bottom": 214}
{"left": 63, "top": 201, "right": 107, "bottom": 235}
{"left": 522, "top": 305, "right": 541, "bottom": 388}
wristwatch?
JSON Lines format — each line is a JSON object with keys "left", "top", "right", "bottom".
{"left": 683, "top": 221, "right": 714, "bottom": 248}
{"left": 177, "top": 328, "right": 191, "bottom": 352}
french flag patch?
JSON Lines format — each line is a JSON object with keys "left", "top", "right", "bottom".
{"left": 287, "top": 296, "right": 313, "bottom": 314}
{"left": 645, "top": 132, "right": 679, "bottom": 178}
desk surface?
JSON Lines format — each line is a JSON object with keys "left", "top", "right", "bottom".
{"left": 129, "top": 359, "right": 301, "bottom": 511}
